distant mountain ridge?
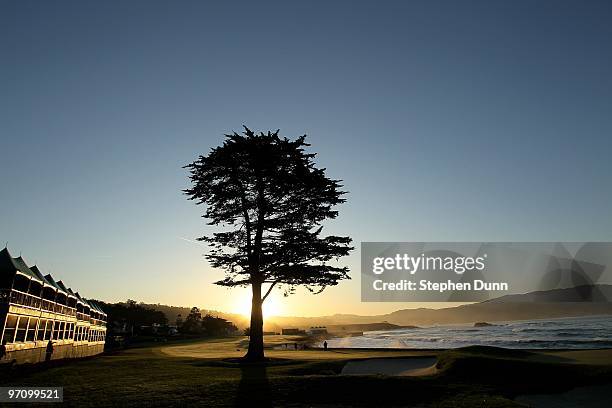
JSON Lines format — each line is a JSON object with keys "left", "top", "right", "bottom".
{"left": 135, "top": 284, "right": 612, "bottom": 330}
{"left": 265, "top": 284, "right": 612, "bottom": 329}
{"left": 486, "top": 284, "right": 612, "bottom": 303}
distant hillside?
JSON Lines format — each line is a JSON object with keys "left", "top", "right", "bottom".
{"left": 382, "top": 300, "right": 612, "bottom": 326}
{"left": 264, "top": 284, "right": 612, "bottom": 329}
{"left": 486, "top": 284, "right": 612, "bottom": 303}
{"left": 122, "top": 284, "right": 612, "bottom": 331}
{"left": 373, "top": 284, "right": 612, "bottom": 326}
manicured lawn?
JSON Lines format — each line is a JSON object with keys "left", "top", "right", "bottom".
{"left": 1, "top": 337, "right": 611, "bottom": 407}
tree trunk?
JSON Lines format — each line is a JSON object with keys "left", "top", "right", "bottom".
{"left": 245, "top": 281, "right": 265, "bottom": 361}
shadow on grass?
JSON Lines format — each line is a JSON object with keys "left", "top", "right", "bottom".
{"left": 190, "top": 356, "right": 299, "bottom": 368}
{"left": 235, "top": 363, "right": 272, "bottom": 407}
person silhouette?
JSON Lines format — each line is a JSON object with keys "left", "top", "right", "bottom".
{"left": 294, "top": 342, "right": 298, "bottom": 350}
{"left": 323, "top": 340, "right": 328, "bottom": 351}
{"left": 45, "top": 340, "right": 54, "bottom": 362}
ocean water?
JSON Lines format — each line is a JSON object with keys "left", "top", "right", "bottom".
{"left": 322, "top": 315, "right": 612, "bottom": 349}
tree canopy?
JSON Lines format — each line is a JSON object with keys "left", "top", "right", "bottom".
{"left": 185, "top": 127, "right": 352, "bottom": 295}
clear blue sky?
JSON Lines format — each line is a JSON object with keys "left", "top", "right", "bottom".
{"left": 1, "top": 0, "right": 611, "bottom": 316}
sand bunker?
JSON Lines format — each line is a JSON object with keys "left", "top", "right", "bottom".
{"left": 341, "top": 357, "right": 438, "bottom": 376}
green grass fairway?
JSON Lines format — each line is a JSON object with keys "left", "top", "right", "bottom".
{"left": 1, "top": 337, "right": 611, "bottom": 407}
{"left": 161, "top": 334, "right": 437, "bottom": 360}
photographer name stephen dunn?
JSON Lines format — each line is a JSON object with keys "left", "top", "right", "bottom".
{"left": 373, "top": 279, "right": 509, "bottom": 292}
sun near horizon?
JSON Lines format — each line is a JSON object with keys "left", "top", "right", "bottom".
{"left": 232, "top": 293, "right": 284, "bottom": 319}
{"left": 220, "top": 286, "right": 465, "bottom": 319}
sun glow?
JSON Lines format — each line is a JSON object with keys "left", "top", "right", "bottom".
{"left": 233, "top": 292, "right": 284, "bottom": 318}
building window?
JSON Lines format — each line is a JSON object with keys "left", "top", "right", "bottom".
{"left": 1, "top": 315, "right": 18, "bottom": 345}
{"left": 52, "top": 321, "right": 60, "bottom": 340}
{"left": 58, "top": 322, "right": 65, "bottom": 340}
{"left": 37, "top": 319, "right": 47, "bottom": 341}
{"left": 14, "top": 316, "right": 28, "bottom": 342}
{"left": 44, "top": 320, "right": 52, "bottom": 340}
{"left": 26, "top": 318, "right": 38, "bottom": 341}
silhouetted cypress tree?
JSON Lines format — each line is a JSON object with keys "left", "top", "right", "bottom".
{"left": 185, "top": 127, "right": 352, "bottom": 360}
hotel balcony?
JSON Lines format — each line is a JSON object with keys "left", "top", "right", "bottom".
{"left": 0, "top": 289, "right": 79, "bottom": 318}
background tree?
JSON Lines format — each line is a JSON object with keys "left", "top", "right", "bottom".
{"left": 181, "top": 307, "right": 203, "bottom": 334}
{"left": 185, "top": 127, "right": 352, "bottom": 360}
{"left": 201, "top": 314, "right": 238, "bottom": 336}
{"left": 94, "top": 299, "right": 168, "bottom": 339}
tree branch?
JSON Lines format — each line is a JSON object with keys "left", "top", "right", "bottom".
{"left": 262, "top": 280, "right": 279, "bottom": 302}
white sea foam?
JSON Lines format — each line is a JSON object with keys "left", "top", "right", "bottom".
{"left": 321, "top": 315, "right": 612, "bottom": 349}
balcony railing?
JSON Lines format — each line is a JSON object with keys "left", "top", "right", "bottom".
{"left": 42, "top": 299, "right": 76, "bottom": 316}
{"left": 2, "top": 289, "right": 78, "bottom": 317}
{"left": 89, "top": 318, "right": 106, "bottom": 326}
{"left": 41, "top": 298, "right": 55, "bottom": 312}
{"left": 9, "top": 290, "right": 41, "bottom": 309}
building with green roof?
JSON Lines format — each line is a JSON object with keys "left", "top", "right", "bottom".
{"left": 1, "top": 248, "right": 107, "bottom": 364}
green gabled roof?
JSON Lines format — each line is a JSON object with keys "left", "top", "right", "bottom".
{"left": 74, "top": 291, "right": 84, "bottom": 304}
{"left": 87, "top": 299, "right": 100, "bottom": 313}
{"left": 81, "top": 297, "right": 92, "bottom": 309}
{"left": 94, "top": 301, "right": 106, "bottom": 315}
{"left": 12, "top": 256, "right": 41, "bottom": 282}
{"left": 0, "top": 247, "right": 16, "bottom": 281}
{"left": 96, "top": 303, "right": 107, "bottom": 316}
{"left": 87, "top": 299, "right": 107, "bottom": 316}
{"left": 43, "top": 273, "right": 67, "bottom": 295}
{"left": 2, "top": 248, "right": 103, "bottom": 314}
{"left": 87, "top": 299, "right": 97, "bottom": 310}
{"left": 74, "top": 292, "right": 91, "bottom": 308}
{"left": 0, "top": 248, "right": 42, "bottom": 283}
{"left": 56, "top": 280, "right": 76, "bottom": 298}
{"left": 29, "top": 265, "right": 55, "bottom": 288}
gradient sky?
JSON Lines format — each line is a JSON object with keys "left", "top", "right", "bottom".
{"left": 1, "top": 0, "right": 612, "bottom": 317}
